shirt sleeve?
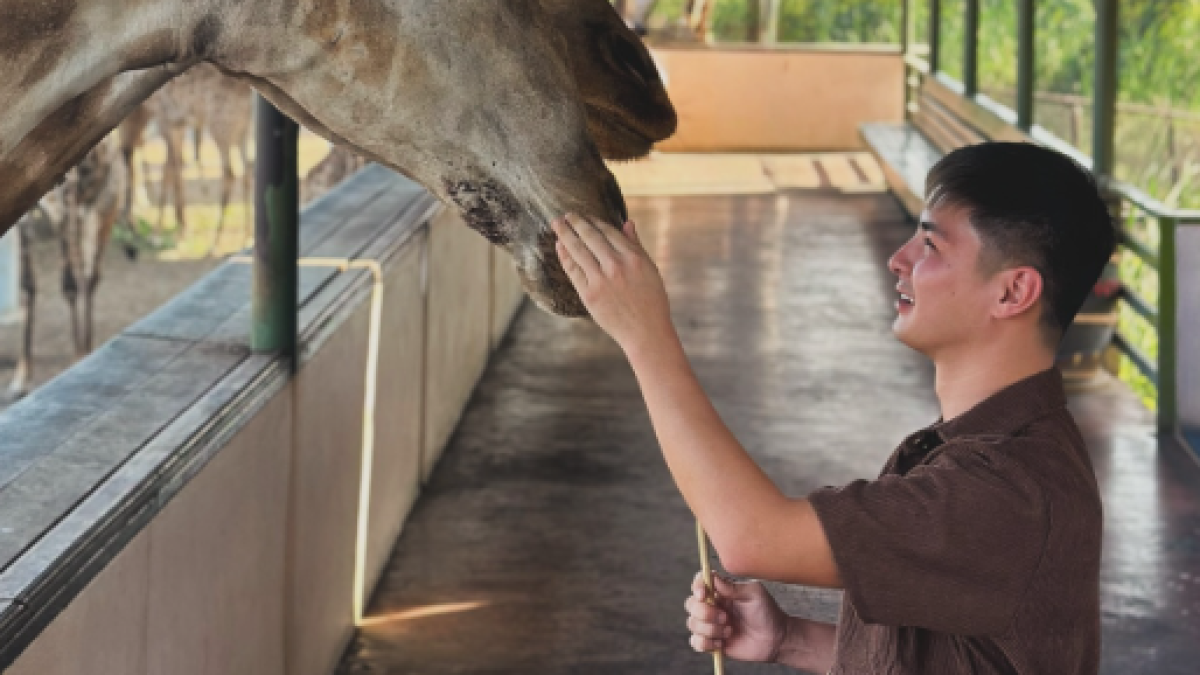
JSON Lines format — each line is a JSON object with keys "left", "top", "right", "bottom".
{"left": 808, "top": 441, "right": 1048, "bottom": 636}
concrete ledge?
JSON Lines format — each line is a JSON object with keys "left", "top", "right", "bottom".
{"left": 0, "top": 164, "right": 523, "bottom": 673}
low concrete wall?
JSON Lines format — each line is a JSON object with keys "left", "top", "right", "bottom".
{"left": 0, "top": 167, "right": 528, "bottom": 675}
{"left": 651, "top": 46, "right": 904, "bottom": 152}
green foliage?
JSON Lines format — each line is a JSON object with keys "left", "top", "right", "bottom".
{"left": 775, "top": 0, "right": 899, "bottom": 43}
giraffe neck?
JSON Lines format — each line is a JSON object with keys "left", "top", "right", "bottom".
{"left": 0, "top": 0, "right": 227, "bottom": 231}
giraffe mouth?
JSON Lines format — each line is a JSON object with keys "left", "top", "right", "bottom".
{"left": 587, "top": 108, "right": 656, "bottom": 162}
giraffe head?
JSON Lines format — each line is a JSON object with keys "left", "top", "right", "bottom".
{"left": 214, "top": 0, "right": 672, "bottom": 317}
{"left": 538, "top": 0, "right": 677, "bottom": 161}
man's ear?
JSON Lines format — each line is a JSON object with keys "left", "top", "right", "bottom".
{"left": 994, "top": 266, "right": 1044, "bottom": 320}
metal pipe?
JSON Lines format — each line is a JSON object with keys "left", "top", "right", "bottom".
{"left": 1016, "top": 0, "right": 1035, "bottom": 130}
{"left": 929, "top": 0, "right": 941, "bottom": 73}
{"left": 963, "top": 0, "right": 979, "bottom": 96}
{"left": 1092, "top": 0, "right": 1119, "bottom": 175}
{"left": 1158, "top": 217, "right": 1178, "bottom": 433}
{"left": 252, "top": 95, "right": 299, "bottom": 364}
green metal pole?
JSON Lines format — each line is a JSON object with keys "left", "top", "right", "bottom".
{"left": 252, "top": 95, "right": 299, "bottom": 364}
{"left": 1092, "top": 0, "right": 1118, "bottom": 175}
{"left": 900, "top": 0, "right": 910, "bottom": 54}
{"left": 1016, "top": 0, "right": 1035, "bottom": 130}
{"left": 963, "top": 0, "right": 979, "bottom": 96}
{"left": 929, "top": 0, "right": 941, "bottom": 73}
{"left": 1158, "top": 217, "right": 1178, "bottom": 433}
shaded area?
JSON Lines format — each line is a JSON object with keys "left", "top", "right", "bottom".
{"left": 338, "top": 191, "right": 1200, "bottom": 673}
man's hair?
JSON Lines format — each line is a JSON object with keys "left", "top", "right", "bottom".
{"left": 925, "top": 142, "right": 1117, "bottom": 344}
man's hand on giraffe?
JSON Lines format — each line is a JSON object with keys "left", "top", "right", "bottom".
{"left": 552, "top": 213, "right": 675, "bottom": 356}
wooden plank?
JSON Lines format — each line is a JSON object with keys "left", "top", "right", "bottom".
{"left": 922, "top": 75, "right": 1029, "bottom": 144}
{"left": 0, "top": 339, "right": 244, "bottom": 571}
{"left": 760, "top": 155, "right": 823, "bottom": 190}
{"left": 0, "top": 354, "right": 286, "bottom": 672}
{"left": 819, "top": 154, "right": 862, "bottom": 190}
{"left": 0, "top": 337, "right": 191, "bottom": 491}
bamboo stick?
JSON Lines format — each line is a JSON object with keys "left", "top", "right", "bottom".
{"left": 695, "top": 519, "right": 725, "bottom": 675}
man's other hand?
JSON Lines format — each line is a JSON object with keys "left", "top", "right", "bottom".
{"left": 685, "top": 571, "right": 788, "bottom": 664}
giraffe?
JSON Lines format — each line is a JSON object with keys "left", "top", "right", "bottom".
{"left": 149, "top": 63, "right": 255, "bottom": 250}
{"left": 6, "top": 136, "right": 126, "bottom": 401}
{"left": 0, "top": 0, "right": 676, "bottom": 317}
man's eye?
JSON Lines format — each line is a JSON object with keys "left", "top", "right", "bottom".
{"left": 923, "top": 238, "right": 936, "bottom": 250}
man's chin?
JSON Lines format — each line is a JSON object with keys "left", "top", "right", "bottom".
{"left": 891, "top": 320, "right": 921, "bottom": 351}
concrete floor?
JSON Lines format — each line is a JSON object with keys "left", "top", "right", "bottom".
{"left": 335, "top": 191, "right": 1200, "bottom": 674}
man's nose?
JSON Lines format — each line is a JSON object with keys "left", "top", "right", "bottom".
{"left": 887, "top": 245, "right": 908, "bottom": 277}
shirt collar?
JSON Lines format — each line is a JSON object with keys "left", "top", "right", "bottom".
{"left": 930, "top": 367, "right": 1067, "bottom": 442}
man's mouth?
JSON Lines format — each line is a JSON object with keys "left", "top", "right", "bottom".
{"left": 897, "top": 286, "right": 916, "bottom": 306}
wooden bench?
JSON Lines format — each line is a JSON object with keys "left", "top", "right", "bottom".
{"left": 861, "top": 73, "right": 1028, "bottom": 219}
{"left": 859, "top": 72, "right": 1119, "bottom": 383}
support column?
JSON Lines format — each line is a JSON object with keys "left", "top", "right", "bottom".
{"left": 1157, "top": 217, "right": 1178, "bottom": 433}
{"left": 929, "top": 0, "right": 941, "bottom": 72}
{"left": 1092, "top": 0, "right": 1119, "bottom": 174}
{"left": 764, "top": 0, "right": 780, "bottom": 44}
{"left": 963, "top": 0, "right": 980, "bottom": 96}
{"left": 252, "top": 95, "right": 299, "bottom": 365}
{"left": 1016, "top": 0, "right": 1035, "bottom": 130}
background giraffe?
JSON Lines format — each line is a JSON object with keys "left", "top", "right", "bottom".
{"left": 6, "top": 136, "right": 126, "bottom": 401}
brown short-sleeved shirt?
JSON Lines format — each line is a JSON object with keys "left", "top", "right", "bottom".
{"left": 808, "top": 368, "right": 1102, "bottom": 674}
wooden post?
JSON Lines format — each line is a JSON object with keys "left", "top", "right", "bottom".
{"left": 252, "top": 95, "right": 299, "bottom": 364}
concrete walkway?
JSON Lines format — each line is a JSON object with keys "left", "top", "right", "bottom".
{"left": 336, "top": 189, "right": 1200, "bottom": 674}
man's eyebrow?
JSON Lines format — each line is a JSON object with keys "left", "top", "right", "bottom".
{"left": 919, "top": 220, "right": 942, "bottom": 237}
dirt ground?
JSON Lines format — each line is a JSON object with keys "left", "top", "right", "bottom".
{"left": 0, "top": 128, "right": 332, "bottom": 412}
{"left": 0, "top": 239, "right": 222, "bottom": 411}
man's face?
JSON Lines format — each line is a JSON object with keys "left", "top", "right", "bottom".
{"left": 887, "top": 201, "right": 999, "bottom": 356}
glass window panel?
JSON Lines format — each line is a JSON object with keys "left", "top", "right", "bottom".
{"left": 1115, "top": 1, "right": 1200, "bottom": 209}
{"left": 938, "top": 0, "right": 965, "bottom": 81}
{"left": 646, "top": 0, "right": 688, "bottom": 34}
{"left": 1034, "top": 0, "right": 1095, "bottom": 155}
{"left": 711, "top": 0, "right": 759, "bottom": 42}
{"left": 911, "top": 0, "right": 931, "bottom": 56}
{"left": 977, "top": 0, "right": 1017, "bottom": 109}
{"left": 777, "top": 0, "right": 900, "bottom": 44}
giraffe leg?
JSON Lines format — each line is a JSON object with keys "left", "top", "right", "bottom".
{"left": 157, "top": 125, "right": 187, "bottom": 239}
{"left": 207, "top": 142, "right": 234, "bottom": 256}
{"left": 61, "top": 239, "right": 83, "bottom": 358}
{"left": 7, "top": 222, "right": 35, "bottom": 401}
{"left": 169, "top": 129, "right": 188, "bottom": 240}
{"left": 241, "top": 142, "right": 255, "bottom": 250}
{"left": 82, "top": 272, "right": 99, "bottom": 355}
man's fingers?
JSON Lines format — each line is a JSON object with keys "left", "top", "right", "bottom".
{"left": 564, "top": 213, "right": 620, "bottom": 272}
{"left": 690, "top": 634, "right": 723, "bottom": 654}
{"left": 552, "top": 217, "right": 601, "bottom": 279}
{"left": 688, "top": 616, "right": 733, "bottom": 640}
{"left": 623, "top": 220, "right": 642, "bottom": 247}
{"left": 712, "top": 572, "right": 741, "bottom": 598}
{"left": 684, "top": 596, "right": 725, "bottom": 625}
{"left": 582, "top": 213, "right": 639, "bottom": 258}
{"left": 556, "top": 241, "right": 588, "bottom": 289}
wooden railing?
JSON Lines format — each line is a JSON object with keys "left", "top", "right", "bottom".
{"left": 902, "top": 49, "right": 1200, "bottom": 436}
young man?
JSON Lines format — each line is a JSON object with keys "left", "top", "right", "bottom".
{"left": 550, "top": 142, "right": 1116, "bottom": 674}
